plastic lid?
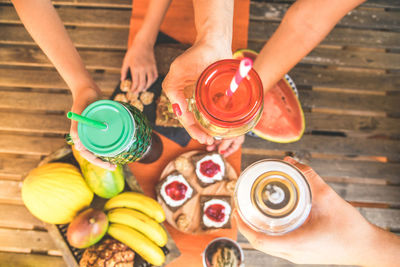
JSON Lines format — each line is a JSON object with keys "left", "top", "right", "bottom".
{"left": 78, "top": 100, "right": 135, "bottom": 157}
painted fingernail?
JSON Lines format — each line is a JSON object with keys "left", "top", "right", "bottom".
{"left": 172, "top": 103, "right": 182, "bottom": 116}
{"left": 220, "top": 150, "right": 226, "bottom": 154}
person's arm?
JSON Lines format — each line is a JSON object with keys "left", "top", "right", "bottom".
{"left": 121, "top": 0, "right": 172, "bottom": 92}
{"left": 162, "top": 0, "right": 233, "bottom": 145}
{"left": 12, "top": 0, "right": 114, "bottom": 170}
{"left": 235, "top": 157, "right": 400, "bottom": 266}
{"left": 253, "top": 0, "right": 366, "bottom": 93}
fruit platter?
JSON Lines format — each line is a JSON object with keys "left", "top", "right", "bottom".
{"left": 22, "top": 145, "right": 180, "bottom": 267}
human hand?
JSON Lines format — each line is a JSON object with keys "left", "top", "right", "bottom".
{"left": 234, "top": 156, "right": 382, "bottom": 266}
{"left": 121, "top": 36, "right": 158, "bottom": 93}
{"left": 162, "top": 39, "right": 232, "bottom": 145}
{"left": 206, "top": 135, "right": 244, "bottom": 157}
{"left": 69, "top": 87, "right": 116, "bottom": 171}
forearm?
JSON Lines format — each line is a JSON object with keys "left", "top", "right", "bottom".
{"left": 358, "top": 225, "right": 400, "bottom": 267}
{"left": 253, "top": 0, "right": 365, "bottom": 92}
{"left": 192, "top": 0, "right": 233, "bottom": 49}
{"left": 11, "top": 0, "right": 98, "bottom": 98}
{"left": 135, "top": 0, "right": 172, "bottom": 46}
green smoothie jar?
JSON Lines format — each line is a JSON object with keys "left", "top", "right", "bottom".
{"left": 68, "top": 100, "right": 162, "bottom": 165}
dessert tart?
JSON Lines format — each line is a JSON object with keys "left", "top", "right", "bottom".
{"left": 192, "top": 153, "right": 226, "bottom": 188}
{"left": 200, "top": 195, "right": 232, "bottom": 230}
{"left": 157, "top": 171, "right": 196, "bottom": 212}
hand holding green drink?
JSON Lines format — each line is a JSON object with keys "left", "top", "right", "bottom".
{"left": 67, "top": 100, "right": 155, "bottom": 169}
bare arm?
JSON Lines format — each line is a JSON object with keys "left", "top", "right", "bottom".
{"left": 121, "top": 0, "right": 172, "bottom": 92}
{"left": 135, "top": 0, "right": 172, "bottom": 46}
{"left": 11, "top": 0, "right": 99, "bottom": 98}
{"left": 254, "top": 0, "right": 366, "bottom": 93}
{"left": 12, "top": 0, "right": 115, "bottom": 170}
{"left": 162, "top": 0, "right": 234, "bottom": 145}
{"left": 192, "top": 0, "right": 233, "bottom": 50}
{"left": 236, "top": 157, "right": 400, "bottom": 266}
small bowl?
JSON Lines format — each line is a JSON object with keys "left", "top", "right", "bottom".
{"left": 202, "top": 237, "right": 244, "bottom": 267}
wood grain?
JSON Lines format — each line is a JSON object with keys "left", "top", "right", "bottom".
{"left": 0, "top": 252, "right": 66, "bottom": 267}
{"left": 249, "top": 21, "right": 400, "bottom": 49}
{"left": 250, "top": 2, "right": 400, "bottom": 31}
{"left": 0, "top": 133, "right": 65, "bottom": 156}
{"left": 0, "top": 203, "right": 44, "bottom": 230}
{"left": 241, "top": 155, "right": 400, "bottom": 185}
{"left": 0, "top": 67, "right": 118, "bottom": 93}
{"left": 0, "top": 5, "right": 131, "bottom": 28}
{"left": 248, "top": 42, "right": 400, "bottom": 70}
{"left": 0, "top": 111, "right": 69, "bottom": 134}
{"left": 288, "top": 66, "right": 400, "bottom": 93}
{"left": 0, "top": 45, "right": 124, "bottom": 72}
{"left": 329, "top": 183, "right": 400, "bottom": 206}
{"left": 0, "top": 91, "right": 72, "bottom": 112}
{"left": 0, "top": 227, "right": 59, "bottom": 254}
{"left": 0, "top": 156, "right": 40, "bottom": 180}
{"left": 242, "top": 135, "right": 400, "bottom": 161}
{"left": 0, "top": 25, "right": 128, "bottom": 49}
{"left": 304, "top": 113, "right": 400, "bottom": 139}
{"left": 299, "top": 90, "right": 400, "bottom": 117}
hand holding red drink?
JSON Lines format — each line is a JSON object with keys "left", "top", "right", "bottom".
{"left": 162, "top": 41, "right": 232, "bottom": 146}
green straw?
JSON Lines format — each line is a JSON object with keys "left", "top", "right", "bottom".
{"left": 67, "top": 111, "right": 107, "bottom": 130}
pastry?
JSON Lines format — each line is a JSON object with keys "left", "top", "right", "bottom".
{"left": 129, "top": 98, "right": 144, "bottom": 112}
{"left": 79, "top": 238, "right": 134, "bottom": 267}
{"left": 200, "top": 195, "right": 232, "bottom": 230}
{"left": 120, "top": 80, "right": 131, "bottom": 92}
{"left": 157, "top": 172, "right": 196, "bottom": 212}
{"left": 113, "top": 93, "right": 128, "bottom": 103}
{"left": 139, "top": 91, "right": 154, "bottom": 105}
{"left": 225, "top": 180, "right": 236, "bottom": 194}
{"left": 174, "top": 156, "right": 194, "bottom": 177}
{"left": 155, "top": 92, "right": 182, "bottom": 127}
{"left": 175, "top": 213, "right": 191, "bottom": 232}
{"left": 192, "top": 153, "right": 226, "bottom": 187}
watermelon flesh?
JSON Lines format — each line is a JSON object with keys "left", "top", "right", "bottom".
{"left": 233, "top": 49, "right": 305, "bottom": 143}
{"left": 252, "top": 79, "right": 305, "bottom": 143}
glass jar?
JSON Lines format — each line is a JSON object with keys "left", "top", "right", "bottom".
{"left": 189, "top": 59, "right": 264, "bottom": 138}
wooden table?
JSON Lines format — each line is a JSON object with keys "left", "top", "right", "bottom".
{"left": 0, "top": 0, "right": 399, "bottom": 266}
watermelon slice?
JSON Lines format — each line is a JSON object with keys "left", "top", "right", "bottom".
{"left": 233, "top": 49, "right": 305, "bottom": 143}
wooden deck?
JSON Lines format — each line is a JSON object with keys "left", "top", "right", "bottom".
{"left": 0, "top": 0, "right": 399, "bottom": 266}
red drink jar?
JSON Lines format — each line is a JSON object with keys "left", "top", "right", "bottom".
{"left": 190, "top": 59, "right": 264, "bottom": 138}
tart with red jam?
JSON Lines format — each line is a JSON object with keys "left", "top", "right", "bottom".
{"left": 157, "top": 172, "right": 196, "bottom": 212}
{"left": 193, "top": 153, "right": 226, "bottom": 188}
{"left": 200, "top": 195, "right": 232, "bottom": 230}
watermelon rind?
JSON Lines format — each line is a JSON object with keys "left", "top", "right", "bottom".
{"left": 233, "top": 49, "right": 305, "bottom": 143}
{"left": 252, "top": 77, "right": 305, "bottom": 143}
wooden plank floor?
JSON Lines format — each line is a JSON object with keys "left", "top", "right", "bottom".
{"left": 0, "top": 0, "right": 399, "bottom": 266}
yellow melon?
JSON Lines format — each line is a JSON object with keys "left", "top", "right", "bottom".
{"left": 22, "top": 163, "right": 93, "bottom": 224}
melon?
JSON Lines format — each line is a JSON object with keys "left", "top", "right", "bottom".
{"left": 22, "top": 163, "right": 94, "bottom": 224}
{"left": 72, "top": 147, "right": 125, "bottom": 199}
{"left": 233, "top": 49, "right": 305, "bottom": 143}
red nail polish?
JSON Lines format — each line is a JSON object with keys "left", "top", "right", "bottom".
{"left": 172, "top": 103, "right": 182, "bottom": 116}
{"left": 220, "top": 150, "right": 226, "bottom": 154}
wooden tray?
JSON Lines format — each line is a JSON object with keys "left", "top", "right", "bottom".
{"left": 40, "top": 146, "right": 180, "bottom": 267}
{"left": 157, "top": 151, "right": 238, "bottom": 235}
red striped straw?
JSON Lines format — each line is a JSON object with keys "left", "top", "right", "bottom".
{"left": 226, "top": 57, "right": 253, "bottom": 97}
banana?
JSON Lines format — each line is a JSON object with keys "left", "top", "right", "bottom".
{"left": 104, "top": 192, "right": 165, "bottom": 223}
{"left": 108, "top": 223, "right": 165, "bottom": 266}
{"left": 107, "top": 208, "right": 168, "bottom": 247}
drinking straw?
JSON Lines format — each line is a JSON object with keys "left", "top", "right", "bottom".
{"left": 67, "top": 111, "right": 107, "bottom": 130}
{"left": 226, "top": 57, "right": 253, "bottom": 97}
